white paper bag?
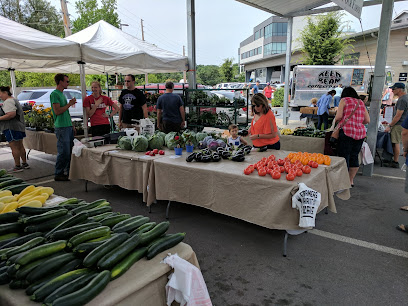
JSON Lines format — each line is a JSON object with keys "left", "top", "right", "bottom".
{"left": 163, "top": 254, "right": 212, "bottom": 306}
{"left": 72, "top": 138, "right": 86, "bottom": 157}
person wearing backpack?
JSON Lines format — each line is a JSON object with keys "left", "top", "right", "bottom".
{"left": 0, "top": 86, "right": 29, "bottom": 172}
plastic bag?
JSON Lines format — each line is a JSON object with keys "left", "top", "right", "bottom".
{"left": 292, "top": 183, "right": 321, "bottom": 228}
{"left": 163, "top": 254, "right": 212, "bottom": 306}
{"left": 72, "top": 139, "right": 86, "bottom": 157}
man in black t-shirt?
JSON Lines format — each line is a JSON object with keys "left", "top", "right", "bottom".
{"left": 118, "top": 74, "right": 147, "bottom": 129}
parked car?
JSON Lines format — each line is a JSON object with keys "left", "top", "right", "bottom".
{"left": 17, "top": 89, "right": 84, "bottom": 117}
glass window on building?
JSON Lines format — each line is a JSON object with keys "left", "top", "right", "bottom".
{"left": 250, "top": 49, "right": 254, "bottom": 56}
{"left": 264, "top": 42, "right": 286, "bottom": 55}
{"left": 258, "top": 46, "right": 262, "bottom": 55}
{"left": 272, "top": 22, "right": 288, "bottom": 36}
{"left": 264, "top": 24, "right": 272, "bottom": 38}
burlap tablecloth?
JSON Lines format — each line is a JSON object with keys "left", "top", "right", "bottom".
{"left": 0, "top": 242, "right": 199, "bottom": 306}
{"left": 279, "top": 135, "right": 325, "bottom": 154}
{"left": 151, "top": 150, "right": 350, "bottom": 230}
{"left": 24, "top": 130, "right": 85, "bottom": 155}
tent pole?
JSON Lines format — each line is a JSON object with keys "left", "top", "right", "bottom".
{"left": 283, "top": 16, "right": 293, "bottom": 126}
{"left": 362, "top": 0, "right": 394, "bottom": 176}
{"left": 187, "top": 0, "right": 196, "bottom": 89}
{"left": 78, "top": 62, "right": 89, "bottom": 138}
{"left": 8, "top": 68, "right": 17, "bottom": 97}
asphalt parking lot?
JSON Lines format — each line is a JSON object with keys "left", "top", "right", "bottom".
{"left": 0, "top": 145, "right": 407, "bottom": 305}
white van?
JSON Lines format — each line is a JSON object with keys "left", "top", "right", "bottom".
{"left": 290, "top": 65, "right": 393, "bottom": 108}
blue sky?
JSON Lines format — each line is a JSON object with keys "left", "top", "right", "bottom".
{"left": 51, "top": 0, "right": 407, "bottom": 65}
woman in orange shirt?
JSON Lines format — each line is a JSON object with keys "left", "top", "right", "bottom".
{"left": 249, "top": 93, "right": 280, "bottom": 150}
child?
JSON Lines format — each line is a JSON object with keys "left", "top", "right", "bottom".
{"left": 228, "top": 124, "right": 247, "bottom": 146}
{"left": 309, "top": 98, "right": 318, "bottom": 107}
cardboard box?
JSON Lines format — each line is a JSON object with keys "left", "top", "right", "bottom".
{"left": 300, "top": 107, "right": 317, "bottom": 115}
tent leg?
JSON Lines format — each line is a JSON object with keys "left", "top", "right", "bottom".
{"left": 78, "top": 62, "right": 89, "bottom": 138}
{"left": 325, "top": 207, "right": 328, "bottom": 215}
{"left": 283, "top": 232, "right": 288, "bottom": 257}
{"left": 85, "top": 180, "right": 88, "bottom": 192}
{"left": 26, "top": 149, "right": 31, "bottom": 160}
{"left": 166, "top": 201, "right": 171, "bottom": 219}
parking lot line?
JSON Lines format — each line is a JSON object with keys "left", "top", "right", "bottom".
{"left": 372, "top": 173, "right": 405, "bottom": 181}
{"left": 310, "top": 229, "right": 408, "bottom": 258}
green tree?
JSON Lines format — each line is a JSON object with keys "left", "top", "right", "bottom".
{"left": 220, "top": 58, "right": 234, "bottom": 82}
{"left": 72, "top": 0, "right": 120, "bottom": 33}
{"left": 196, "top": 65, "right": 221, "bottom": 86}
{"left": 298, "top": 12, "right": 353, "bottom": 65}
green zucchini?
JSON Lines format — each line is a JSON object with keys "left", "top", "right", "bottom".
{"left": 59, "top": 203, "right": 87, "bottom": 211}
{"left": 2, "top": 236, "right": 45, "bottom": 260}
{"left": 0, "top": 222, "right": 22, "bottom": 236}
{"left": 146, "top": 233, "right": 185, "bottom": 260}
{"left": 146, "top": 234, "right": 172, "bottom": 248}
{"left": 15, "top": 252, "right": 66, "bottom": 280}
{"left": 50, "top": 222, "right": 102, "bottom": 240}
{"left": 70, "top": 199, "right": 107, "bottom": 215}
{"left": 16, "top": 206, "right": 63, "bottom": 215}
{"left": 83, "top": 233, "right": 129, "bottom": 268}
{"left": 25, "top": 258, "right": 82, "bottom": 296}
{"left": 7, "top": 250, "right": 29, "bottom": 265}
{"left": 139, "top": 221, "right": 170, "bottom": 245}
{"left": 86, "top": 233, "right": 112, "bottom": 242}
{"left": 130, "top": 222, "right": 156, "bottom": 235}
{"left": 9, "top": 278, "right": 29, "bottom": 289}
{"left": 25, "top": 215, "right": 71, "bottom": 233}
{"left": 0, "top": 178, "right": 23, "bottom": 189}
{"left": 97, "top": 234, "right": 141, "bottom": 270}
{"left": 88, "top": 212, "right": 115, "bottom": 222}
{"left": 0, "top": 176, "right": 15, "bottom": 183}
{"left": 57, "top": 198, "right": 79, "bottom": 205}
{"left": 14, "top": 240, "right": 67, "bottom": 268}
{"left": 100, "top": 214, "right": 131, "bottom": 227}
{"left": 113, "top": 216, "right": 149, "bottom": 233}
{"left": 7, "top": 263, "right": 18, "bottom": 277}
{"left": 1, "top": 232, "right": 43, "bottom": 250}
{"left": 82, "top": 205, "right": 112, "bottom": 217}
{"left": 0, "top": 233, "right": 20, "bottom": 242}
{"left": 31, "top": 268, "right": 91, "bottom": 302}
{"left": 112, "top": 215, "right": 143, "bottom": 229}
{"left": 49, "top": 270, "right": 110, "bottom": 306}
{"left": 0, "top": 169, "right": 7, "bottom": 177}
{"left": 72, "top": 240, "right": 107, "bottom": 255}
{"left": 43, "top": 272, "right": 98, "bottom": 304}
{"left": 0, "top": 212, "right": 20, "bottom": 223}
{"left": 0, "top": 271, "right": 10, "bottom": 285}
{"left": 26, "top": 253, "right": 77, "bottom": 283}
{"left": 44, "top": 211, "right": 89, "bottom": 239}
{"left": 111, "top": 247, "right": 148, "bottom": 280}
{"left": 1, "top": 183, "right": 31, "bottom": 194}
{"left": 0, "top": 265, "right": 7, "bottom": 274}
{"left": 67, "top": 226, "right": 111, "bottom": 249}
{"left": 20, "top": 209, "right": 68, "bottom": 225}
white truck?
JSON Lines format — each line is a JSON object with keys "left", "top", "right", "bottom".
{"left": 290, "top": 65, "right": 393, "bottom": 108}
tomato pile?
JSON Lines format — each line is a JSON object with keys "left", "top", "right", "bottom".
{"left": 243, "top": 154, "right": 317, "bottom": 181}
{"left": 145, "top": 149, "right": 165, "bottom": 156}
{"left": 286, "top": 152, "right": 331, "bottom": 166}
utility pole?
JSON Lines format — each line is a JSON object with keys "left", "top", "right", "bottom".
{"left": 141, "top": 19, "right": 148, "bottom": 85}
{"left": 183, "top": 46, "right": 187, "bottom": 83}
{"left": 60, "top": 0, "right": 72, "bottom": 37}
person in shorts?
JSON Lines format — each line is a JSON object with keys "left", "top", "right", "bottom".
{"left": 384, "top": 82, "right": 408, "bottom": 168}
{"left": 0, "top": 86, "right": 29, "bottom": 172}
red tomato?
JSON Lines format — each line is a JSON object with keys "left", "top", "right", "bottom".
{"left": 153, "top": 149, "right": 159, "bottom": 154}
{"left": 280, "top": 166, "right": 285, "bottom": 173}
{"left": 159, "top": 150, "right": 165, "bottom": 155}
{"left": 296, "top": 163, "right": 303, "bottom": 169}
{"left": 149, "top": 151, "right": 155, "bottom": 156}
{"left": 248, "top": 165, "right": 254, "bottom": 172}
{"left": 284, "top": 157, "right": 290, "bottom": 162}
{"left": 145, "top": 151, "right": 151, "bottom": 155}
{"left": 311, "top": 161, "right": 319, "bottom": 168}
{"left": 261, "top": 157, "right": 267, "bottom": 162}
{"left": 269, "top": 155, "right": 276, "bottom": 161}
{"left": 308, "top": 161, "right": 314, "bottom": 167}
{"left": 277, "top": 159, "right": 284, "bottom": 166}
{"left": 302, "top": 165, "right": 311, "bottom": 174}
{"left": 272, "top": 171, "right": 281, "bottom": 179}
{"left": 296, "top": 169, "right": 303, "bottom": 177}
{"left": 286, "top": 173, "right": 295, "bottom": 181}
{"left": 244, "top": 168, "right": 252, "bottom": 175}
{"left": 266, "top": 168, "right": 272, "bottom": 175}
{"left": 258, "top": 168, "right": 267, "bottom": 176}
{"left": 267, "top": 162, "right": 274, "bottom": 169}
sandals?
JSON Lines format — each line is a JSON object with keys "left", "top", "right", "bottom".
{"left": 400, "top": 206, "right": 408, "bottom": 211}
{"left": 396, "top": 224, "right": 408, "bottom": 233}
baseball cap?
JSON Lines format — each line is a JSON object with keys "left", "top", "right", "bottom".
{"left": 390, "top": 82, "right": 405, "bottom": 89}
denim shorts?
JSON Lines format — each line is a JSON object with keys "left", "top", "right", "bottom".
{"left": 3, "top": 129, "right": 26, "bottom": 142}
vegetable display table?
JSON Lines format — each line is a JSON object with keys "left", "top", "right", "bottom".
{"left": 150, "top": 150, "right": 350, "bottom": 230}
{"left": 279, "top": 135, "right": 325, "bottom": 154}
{"left": 0, "top": 242, "right": 199, "bottom": 306}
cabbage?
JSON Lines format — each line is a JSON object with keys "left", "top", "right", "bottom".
{"left": 155, "top": 130, "right": 166, "bottom": 141}
{"left": 165, "top": 132, "right": 177, "bottom": 147}
{"left": 148, "top": 134, "right": 164, "bottom": 150}
{"left": 132, "top": 136, "right": 148, "bottom": 152}
{"left": 208, "top": 141, "right": 219, "bottom": 151}
{"left": 202, "top": 136, "right": 215, "bottom": 147}
{"left": 117, "top": 136, "right": 133, "bottom": 150}
{"left": 196, "top": 132, "right": 208, "bottom": 142}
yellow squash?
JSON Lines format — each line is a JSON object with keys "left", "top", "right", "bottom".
{"left": 2, "top": 202, "right": 19, "bottom": 214}
{"left": 16, "top": 185, "right": 36, "bottom": 200}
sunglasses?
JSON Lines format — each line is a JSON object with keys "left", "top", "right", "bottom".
{"left": 124, "top": 80, "right": 132, "bottom": 83}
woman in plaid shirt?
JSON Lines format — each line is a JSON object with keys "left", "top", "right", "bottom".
{"left": 334, "top": 87, "right": 370, "bottom": 187}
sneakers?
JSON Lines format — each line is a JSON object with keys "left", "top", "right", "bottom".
{"left": 22, "top": 163, "right": 30, "bottom": 169}
{"left": 8, "top": 165, "right": 23, "bottom": 173}
{"left": 391, "top": 161, "right": 400, "bottom": 168}
{"left": 54, "top": 174, "right": 70, "bottom": 181}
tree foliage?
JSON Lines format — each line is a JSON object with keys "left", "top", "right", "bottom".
{"left": 196, "top": 65, "right": 221, "bottom": 86}
{"left": 298, "top": 12, "right": 353, "bottom": 65}
{"left": 220, "top": 58, "right": 234, "bottom": 82}
{"left": 72, "top": 0, "right": 120, "bottom": 33}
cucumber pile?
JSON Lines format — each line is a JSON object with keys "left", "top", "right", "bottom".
{"left": 292, "top": 128, "right": 326, "bottom": 138}
{"left": 0, "top": 197, "right": 185, "bottom": 305}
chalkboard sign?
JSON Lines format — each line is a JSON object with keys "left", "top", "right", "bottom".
{"left": 351, "top": 68, "right": 365, "bottom": 86}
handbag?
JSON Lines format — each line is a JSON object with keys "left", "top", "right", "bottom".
{"left": 329, "top": 100, "right": 360, "bottom": 143}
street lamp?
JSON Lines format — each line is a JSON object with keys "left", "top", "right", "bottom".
{"left": 119, "top": 23, "right": 129, "bottom": 30}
